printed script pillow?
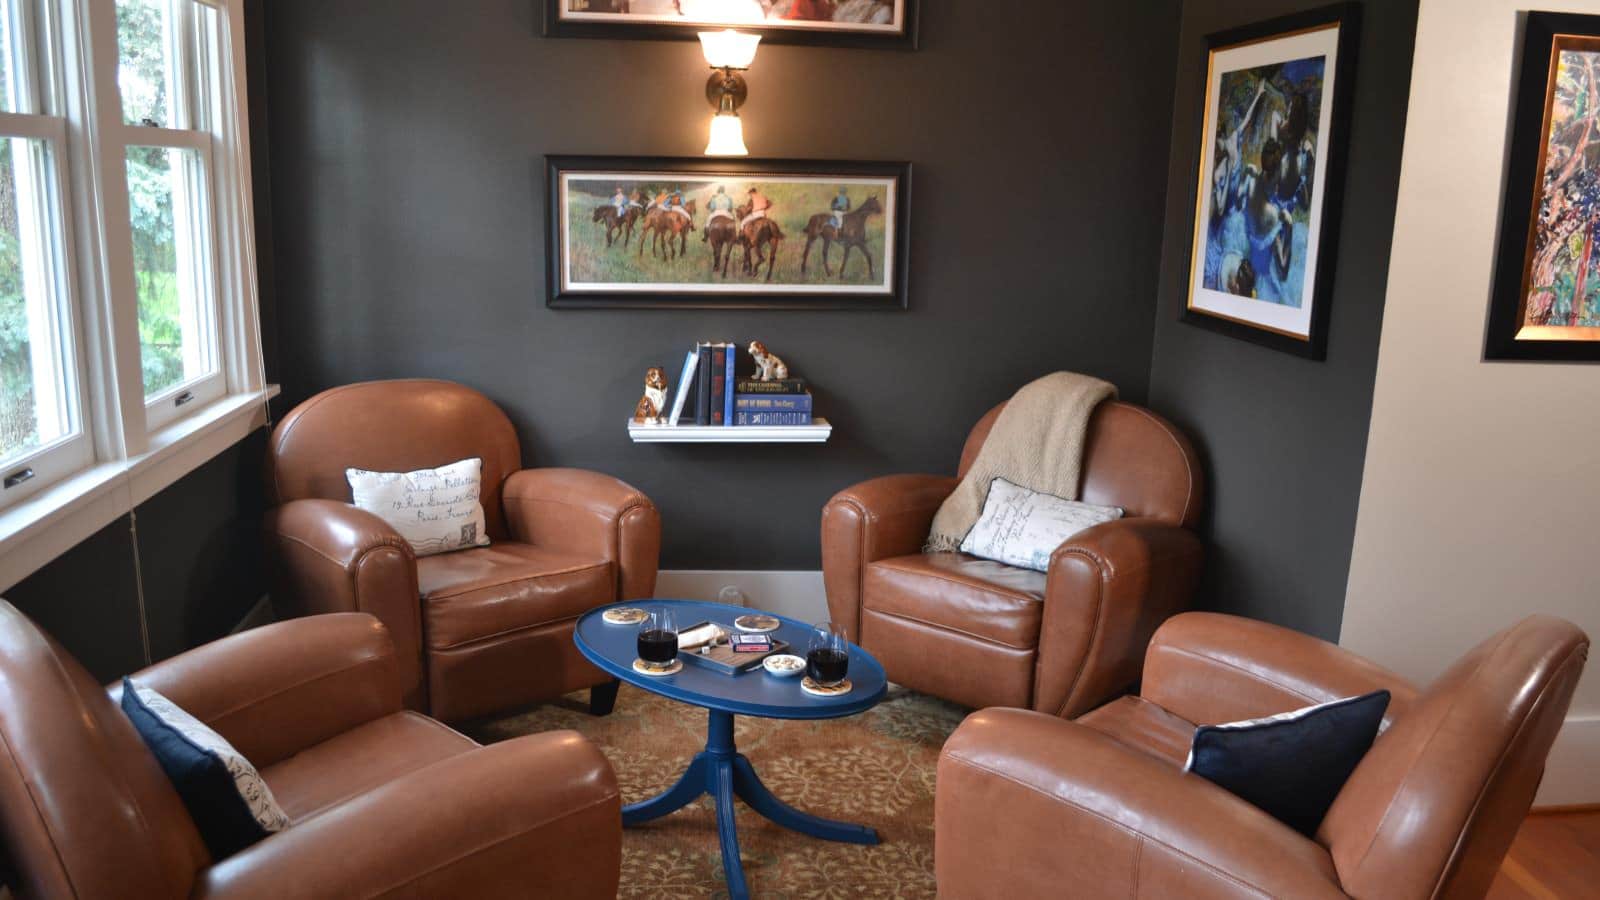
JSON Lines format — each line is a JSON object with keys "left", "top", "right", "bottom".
{"left": 346, "top": 457, "right": 491, "bottom": 557}
{"left": 120, "top": 678, "right": 290, "bottom": 858}
{"left": 959, "top": 477, "right": 1124, "bottom": 571}
{"left": 1185, "top": 690, "right": 1391, "bottom": 836}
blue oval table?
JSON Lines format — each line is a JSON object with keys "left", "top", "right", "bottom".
{"left": 574, "top": 599, "right": 889, "bottom": 900}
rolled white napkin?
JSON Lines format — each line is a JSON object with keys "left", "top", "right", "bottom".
{"left": 678, "top": 624, "right": 725, "bottom": 651}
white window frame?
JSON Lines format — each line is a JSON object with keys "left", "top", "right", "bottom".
{"left": 0, "top": 0, "right": 267, "bottom": 589}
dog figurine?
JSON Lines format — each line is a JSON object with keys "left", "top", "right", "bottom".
{"left": 748, "top": 341, "right": 789, "bottom": 382}
{"left": 634, "top": 367, "right": 669, "bottom": 423}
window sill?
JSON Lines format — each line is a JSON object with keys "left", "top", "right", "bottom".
{"left": 0, "top": 386, "right": 280, "bottom": 592}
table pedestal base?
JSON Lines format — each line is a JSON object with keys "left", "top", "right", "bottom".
{"left": 622, "top": 709, "right": 879, "bottom": 900}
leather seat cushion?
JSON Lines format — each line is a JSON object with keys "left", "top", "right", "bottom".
{"left": 418, "top": 543, "right": 613, "bottom": 650}
{"left": 1075, "top": 696, "right": 1196, "bottom": 768}
{"left": 261, "top": 711, "right": 477, "bottom": 821}
{"left": 864, "top": 553, "right": 1046, "bottom": 650}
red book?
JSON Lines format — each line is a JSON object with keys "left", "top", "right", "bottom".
{"left": 709, "top": 345, "right": 727, "bottom": 425}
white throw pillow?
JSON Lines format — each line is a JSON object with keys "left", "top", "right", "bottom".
{"left": 959, "top": 477, "right": 1123, "bottom": 572}
{"left": 346, "top": 457, "right": 491, "bottom": 557}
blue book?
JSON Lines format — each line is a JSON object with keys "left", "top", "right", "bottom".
{"left": 734, "top": 410, "right": 814, "bottom": 426}
{"left": 735, "top": 392, "right": 812, "bottom": 413}
{"left": 723, "top": 343, "right": 736, "bottom": 426}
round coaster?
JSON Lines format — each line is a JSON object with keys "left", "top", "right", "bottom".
{"left": 603, "top": 607, "right": 648, "bottom": 625}
{"left": 734, "top": 614, "right": 781, "bottom": 633}
{"left": 633, "top": 658, "right": 682, "bottom": 677}
{"left": 801, "top": 677, "right": 852, "bottom": 697}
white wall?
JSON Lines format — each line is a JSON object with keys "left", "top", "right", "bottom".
{"left": 1343, "top": 0, "right": 1600, "bottom": 806}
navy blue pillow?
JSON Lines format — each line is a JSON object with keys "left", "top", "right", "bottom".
{"left": 120, "top": 678, "right": 288, "bottom": 858}
{"left": 1185, "top": 690, "right": 1390, "bottom": 836}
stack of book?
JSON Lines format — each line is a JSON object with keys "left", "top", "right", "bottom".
{"left": 664, "top": 342, "right": 814, "bottom": 427}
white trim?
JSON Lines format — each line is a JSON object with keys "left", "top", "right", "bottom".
{"left": 655, "top": 570, "right": 827, "bottom": 624}
{"left": 0, "top": 383, "right": 277, "bottom": 592}
{"left": 1535, "top": 714, "right": 1600, "bottom": 808}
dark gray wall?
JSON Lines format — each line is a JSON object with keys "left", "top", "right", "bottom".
{"left": 1147, "top": 0, "right": 1418, "bottom": 640}
{"left": 3, "top": 433, "right": 270, "bottom": 680}
{"left": 261, "top": 0, "right": 1182, "bottom": 570}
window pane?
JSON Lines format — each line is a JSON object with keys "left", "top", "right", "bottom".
{"left": 116, "top": 0, "right": 174, "bottom": 127}
{"left": 0, "top": 0, "right": 15, "bottom": 114}
{"left": 127, "top": 145, "right": 213, "bottom": 398}
{"left": 0, "top": 136, "right": 70, "bottom": 465}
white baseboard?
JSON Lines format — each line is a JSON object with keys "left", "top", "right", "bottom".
{"left": 1535, "top": 713, "right": 1600, "bottom": 808}
{"left": 656, "top": 570, "right": 828, "bottom": 624}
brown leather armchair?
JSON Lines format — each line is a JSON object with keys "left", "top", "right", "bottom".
{"left": 821, "top": 400, "right": 1204, "bottom": 717}
{"left": 264, "top": 379, "right": 660, "bottom": 722}
{"left": 0, "top": 600, "right": 622, "bottom": 899}
{"left": 936, "top": 612, "right": 1589, "bottom": 899}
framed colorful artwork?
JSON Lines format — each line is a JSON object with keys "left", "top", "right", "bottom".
{"left": 544, "top": 1, "right": 919, "bottom": 51}
{"left": 1182, "top": 3, "right": 1361, "bottom": 360}
{"left": 1486, "top": 12, "right": 1600, "bottom": 362}
{"left": 545, "top": 155, "right": 911, "bottom": 309}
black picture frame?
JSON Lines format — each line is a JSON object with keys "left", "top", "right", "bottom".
{"left": 1485, "top": 12, "right": 1600, "bottom": 363}
{"left": 545, "top": 155, "right": 912, "bottom": 310}
{"left": 542, "top": 1, "right": 919, "bottom": 51}
{"left": 1179, "top": 2, "right": 1362, "bottom": 361}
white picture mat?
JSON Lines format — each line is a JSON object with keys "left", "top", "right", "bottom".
{"left": 558, "top": 1, "right": 907, "bottom": 34}
{"left": 558, "top": 170, "right": 899, "bottom": 295}
{"left": 1188, "top": 24, "right": 1341, "bottom": 339}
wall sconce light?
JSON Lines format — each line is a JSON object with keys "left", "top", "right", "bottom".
{"left": 700, "top": 29, "right": 760, "bottom": 156}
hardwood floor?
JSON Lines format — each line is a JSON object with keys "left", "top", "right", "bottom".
{"left": 1488, "top": 810, "right": 1600, "bottom": 899}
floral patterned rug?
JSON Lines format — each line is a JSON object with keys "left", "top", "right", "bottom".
{"left": 467, "top": 684, "right": 968, "bottom": 899}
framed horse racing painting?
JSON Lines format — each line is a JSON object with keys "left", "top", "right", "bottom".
{"left": 545, "top": 156, "right": 911, "bottom": 309}
{"left": 1182, "top": 3, "right": 1360, "bottom": 360}
{"left": 1486, "top": 12, "right": 1600, "bottom": 362}
{"left": 544, "top": 1, "right": 918, "bottom": 51}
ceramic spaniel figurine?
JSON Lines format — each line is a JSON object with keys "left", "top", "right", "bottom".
{"left": 748, "top": 341, "right": 789, "bottom": 382}
{"left": 634, "top": 367, "right": 668, "bottom": 423}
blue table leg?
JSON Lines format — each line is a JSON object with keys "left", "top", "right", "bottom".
{"left": 622, "top": 754, "right": 709, "bottom": 826}
{"left": 731, "top": 754, "right": 880, "bottom": 845}
{"left": 620, "top": 709, "right": 876, "bottom": 900}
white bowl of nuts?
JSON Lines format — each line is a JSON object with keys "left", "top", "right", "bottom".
{"left": 763, "top": 654, "right": 806, "bottom": 678}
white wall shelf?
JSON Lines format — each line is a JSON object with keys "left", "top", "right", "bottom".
{"left": 627, "top": 418, "right": 832, "bottom": 444}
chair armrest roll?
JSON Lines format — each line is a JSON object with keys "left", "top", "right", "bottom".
{"left": 196, "top": 731, "right": 621, "bottom": 900}
{"left": 1035, "top": 517, "right": 1204, "bottom": 718}
{"left": 502, "top": 468, "right": 660, "bottom": 600}
{"left": 263, "top": 499, "right": 425, "bottom": 710}
{"left": 821, "top": 474, "right": 959, "bottom": 639}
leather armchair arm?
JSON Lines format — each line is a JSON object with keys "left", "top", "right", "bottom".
{"left": 1142, "top": 612, "right": 1419, "bottom": 728}
{"left": 821, "top": 474, "right": 959, "bottom": 640}
{"left": 1035, "top": 518, "right": 1203, "bottom": 718}
{"left": 113, "top": 614, "right": 401, "bottom": 768}
{"left": 936, "top": 708, "right": 1346, "bottom": 900}
{"left": 196, "top": 731, "right": 621, "bottom": 899}
{"left": 501, "top": 468, "right": 660, "bottom": 600}
{"left": 263, "top": 499, "right": 425, "bottom": 710}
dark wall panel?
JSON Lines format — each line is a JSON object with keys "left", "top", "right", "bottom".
{"left": 3, "top": 519, "right": 144, "bottom": 682}
{"left": 1147, "top": 0, "right": 1418, "bottom": 639}
{"left": 261, "top": 0, "right": 1182, "bottom": 570}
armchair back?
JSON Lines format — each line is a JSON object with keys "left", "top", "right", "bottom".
{"left": 1318, "top": 615, "right": 1588, "bottom": 899}
{"left": 959, "top": 401, "right": 1203, "bottom": 528}
{"left": 267, "top": 380, "right": 523, "bottom": 540}
{"left": 0, "top": 601, "right": 208, "bottom": 898}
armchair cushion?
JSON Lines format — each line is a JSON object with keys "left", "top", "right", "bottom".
{"left": 1076, "top": 695, "right": 1196, "bottom": 767}
{"left": 261, "top": 712, "right": 476, "bottom": 821}
{"left": 865, "top": 553, "right": 1045, "bottom": 648}
{"left": 418, "top": 543, "right": 613, "bottom": 651}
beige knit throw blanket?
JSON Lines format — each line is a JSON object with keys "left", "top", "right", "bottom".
{"left": 925, "top": 371, "right": 1118, "bottom": 553}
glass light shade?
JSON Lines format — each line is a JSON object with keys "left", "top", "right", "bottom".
{"left": 705, "top": 112, "right": 749, "bottom": 157}
{"left": 699, "top": 30, "right": 761, "bottom": 69}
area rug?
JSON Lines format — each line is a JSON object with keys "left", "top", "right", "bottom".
{"left": 467, "top": 684, "right": 968, "bottom": 899}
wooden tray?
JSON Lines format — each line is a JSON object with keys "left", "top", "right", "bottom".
{"left": 678, "top": 621, "right": 788, "bottom": 675}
